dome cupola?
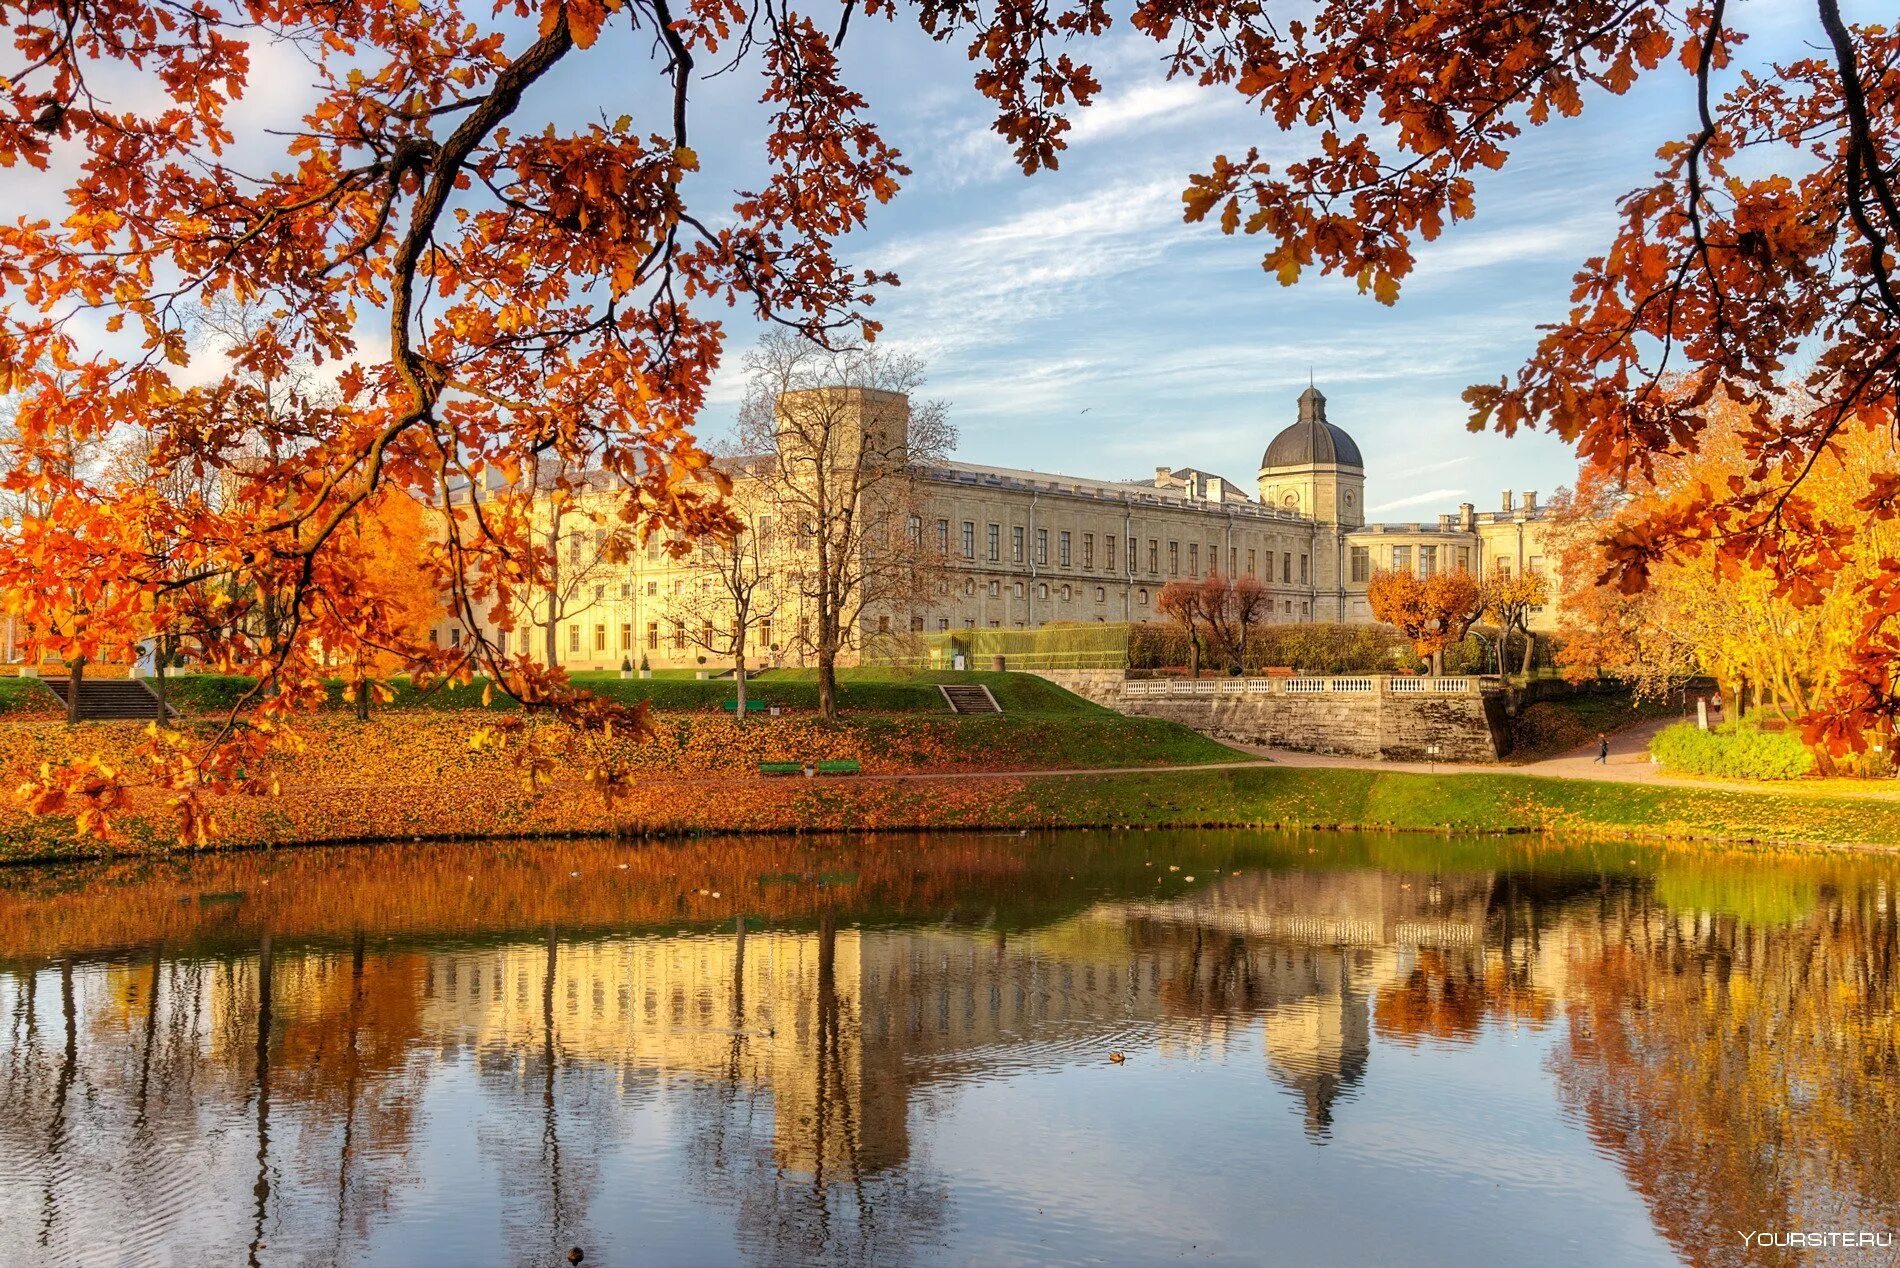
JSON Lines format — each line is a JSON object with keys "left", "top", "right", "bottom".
{"left": 1261, "top": 386, "right": 1364, "bottom": 471}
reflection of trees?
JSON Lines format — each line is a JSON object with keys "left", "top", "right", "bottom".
{"left": 1551, "top": 881, "right": 1900, "bottom": 1267}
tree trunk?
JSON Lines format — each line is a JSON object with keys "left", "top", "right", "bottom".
{"left": 1188, "top": 636, "right": 1200, "bottom": 679}
{"left": 817, "top": 646, "right": 838, "bottom": 719}
{"left": 65, "top": 656, "right": 84, "bottom": 724}
{"left": 354, "top": 671, "right": 370, "bottom": 722}
{"left": 154, "top": 652, "right": 167, "bottom": 721}
{"left": 1518, "top": 628, "right": 1535, "bottom": 677}
{"left": 734, "top": 652, "right": 748, "bottom": 726}
{"left": 543, "top": 599, "right": 559, "bottom": 669}
{"left": 1430, "top": 648, "right": 1443, "bottom": 676}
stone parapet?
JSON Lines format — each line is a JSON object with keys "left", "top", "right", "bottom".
{"left": 1032, "top": 671, "right": 1509, "bottom": 762}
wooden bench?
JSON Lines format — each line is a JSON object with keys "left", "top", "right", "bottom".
{"left": 815, "top": 759, "right": 861, "bottom": 776}
{"left": 758, "top": 761, "right": 803, "bottom": 777}
{"left": 722, "top": 699, "right": 772, "bottom": 714}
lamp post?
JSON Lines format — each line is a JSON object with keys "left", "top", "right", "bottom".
{"left": 1426, "top": 743, "right": 1440, "bottom": 772}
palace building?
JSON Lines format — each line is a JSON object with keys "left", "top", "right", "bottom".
{"left": 436, "top": 385, "right": 1558, "bottom": 671}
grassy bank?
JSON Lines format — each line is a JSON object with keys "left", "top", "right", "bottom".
{"left": 142, "top": 667, "right": 1101, "bottom": 717}
{"left": 4, "top": 747, "right": 1899, "bottom": 863}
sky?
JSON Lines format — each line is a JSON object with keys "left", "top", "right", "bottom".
{"left": 630, "top": 0, "right": 1834, "bottom": 519}
{"left": 1, "top": 0, "right": 1848, "bottom": 521}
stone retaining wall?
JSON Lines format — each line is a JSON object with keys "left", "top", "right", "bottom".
{"left": 1035, "top": 671, "right": 1509, "bottom": 762}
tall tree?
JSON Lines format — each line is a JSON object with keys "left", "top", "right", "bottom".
{"left": 736, "top": 331, "right": 951, "bottom": 718}
{"left": 663, "top": 490, "right": 784, "bottom": 722}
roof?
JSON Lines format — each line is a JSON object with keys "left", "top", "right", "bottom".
{"left": 1261, "top": 386, "right": 1364, "bottom": 471}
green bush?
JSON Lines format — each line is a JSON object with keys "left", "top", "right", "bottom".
{"left": 1129, "top": 621, "right": 1408, "bottom": 674}
{"left": 1650, "top": 720, "right": 1815, "bottom": 781}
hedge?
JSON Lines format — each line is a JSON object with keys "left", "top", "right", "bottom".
{"left": 1649, "top": 720, "right": 1815, "bottom": 781}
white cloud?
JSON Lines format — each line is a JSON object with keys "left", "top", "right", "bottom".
{"left": 1368, "top": 488, "right": 1470, "bottom": 515}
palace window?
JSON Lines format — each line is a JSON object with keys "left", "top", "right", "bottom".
{"left": 1229, "top": 547, "right": 1238, "bottom": 576}
{"left": 907, "top": 515, "right": 922, "bottom": 545}
{"left": 961, "top": 521, "right": 976, "bottom": 559}
{"left": 1299, "top": 554, "right": 1309, "bottom": 585}
{"left": 1013, "top": 581, "right": 1024, "bottom": 599}
{"left": 1012, "top": 526, "right": 1025, "bottom": 563}
{"left": 760, "top": 618, "right": 773, "bottom": 649}
{"left": 989, "top": 580, "right": 1001, "bottom": 597}
{"left": 878, "top": 615, "right": 891, "bottom": 634}
{"left": 1059, "top": 530, "right": 1071, "bottom": 567}
{"left": 1393, "top": 545, "right": 1413, "bottom": 573}
{"left": 1148, "top": 539, "right": 1159, "bottom": 574}
{"left": 937, "top": 618, "right": 950, "bottom": 632}
{"left": 1106, "top": 536, "right": 1118, "bottom": 572}
{"left": 646, "top": 622, "right": 659, "bottom": 650}
{"left": 1082, "top": 533, "right": 1094, "bottom": 569}
{"left": 1037, "top": 582, "right": 1049, "bottom": 601}
{"left": 449, "top": 627, "right": 461, "bottom": 647}
{"left": 1457, "top": 546, "right": 1471, "bottom": 572}
{"left": 620, "top": 584, "right": 630, "bottom": 600}
{"left": 1247, "top": 548, "right": 1258, "bottom": 576}
{"left": 1169, "top": 542, "right": 1180, "bottom": 575}
{"left": 568, "top": 625, "right": 581, "bottom": 653}
{"left": 1282, "top": 552, "right": 1292, "bottom": 583}
{"left": 646, "top": 580, "right": 657, "bottom": 596}
{"left": 1419, "top": 546, "right": 1437, "bottom": 578}
{"left": 1095, "top": 586, "right": 1106, "bottom": 604}
{"left": 1188, "top": 543, "right": 1199, "bottom": 576}
{"left": 988, "top": 523, "right": 1000, "bottom": 561}
{"left": 1138, "top": 588, "right": 1150, "bottom": 606}
{"left": 935, "top": 519, "right": 950, "bottom": 553}
{"left": 964, "top": 578, "right": 976, "bottom": 596}
{"left": 1350, "top": 546, "right": 1370, "bottom": 583}
{"left": 1036, "top": 528, "right": 1049, "bottom": 565}
{"left": 911, "top": 616, "right": 925, "bottom": 633}
{"left": 1061, "top": 585, "right": 1072, "bottom": 601}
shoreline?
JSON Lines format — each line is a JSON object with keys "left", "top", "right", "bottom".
{"left": 7, "top": 762, "right": 1900, "bottom": 868}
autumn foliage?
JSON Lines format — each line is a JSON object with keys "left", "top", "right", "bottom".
{"left": 1366, "top": 568, "right": 1482, "bottom": 672}
{"left": 3, "top": 0, "right": 1898, "bottom": 838}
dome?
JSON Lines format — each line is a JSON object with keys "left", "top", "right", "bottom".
{"left": 1261, "top": 386, "right": 1364, "bottom": 470}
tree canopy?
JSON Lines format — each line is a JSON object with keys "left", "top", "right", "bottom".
{"left": 2, "top": 0, "right": 1896, "bottom": 837}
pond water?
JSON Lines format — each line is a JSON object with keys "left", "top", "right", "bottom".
{"left": 1, "top": 830, "right": 1896, "bottom": 1267}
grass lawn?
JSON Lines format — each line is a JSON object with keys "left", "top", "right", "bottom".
{"left": 0, "top": 678, "right": 58, "bottom": 715}
{"left": 1004, "top": 765, "right": 1900, "bottom": 850}
{"left": 147, "top": 666, "right": 1109, "bottom": 718}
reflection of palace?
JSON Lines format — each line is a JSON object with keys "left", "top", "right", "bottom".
{"left": 8, "top": 847, "right": 1892, "bottom": 1268}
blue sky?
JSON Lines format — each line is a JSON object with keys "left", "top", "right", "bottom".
{"left": 3, "top": 1, "right": 1846, "bottom": 521}
{"left": 654, "top": 2, "right": 1832, "bottom": 519}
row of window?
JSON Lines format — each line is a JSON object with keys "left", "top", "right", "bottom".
{"left": 944, "top": 519, "right": 1312, "bottom": 584}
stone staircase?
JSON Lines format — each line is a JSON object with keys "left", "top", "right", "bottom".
{"left": 37, "top": 677, "right": 173, "bottom": 721}
{"left": 939, "top": 683, "right": 1002, "bottom": 715}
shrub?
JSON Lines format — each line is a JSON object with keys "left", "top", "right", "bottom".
{"left": 1130, "top": 621, "right": 1406, "bottom": 674}
{"left": 1650, "top": 720, "right": 1814, "bottom": 781}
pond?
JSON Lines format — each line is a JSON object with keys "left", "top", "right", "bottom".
{"left": 1, "top": 830, "right": 1896, "bottom": 1267}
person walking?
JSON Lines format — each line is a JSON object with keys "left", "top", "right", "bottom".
{"left": 1595, "top": 732, "right": 1610, "bottom": 765}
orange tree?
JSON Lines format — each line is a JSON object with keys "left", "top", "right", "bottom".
{"left": 1155, "top": 579, "right": 1209, "bottom": 678}
{"left": 1367, "top": 568, "right": 1482, "bottom": 675}
{"left": 2, "top": 0, "right": 1896, "bottom": 838}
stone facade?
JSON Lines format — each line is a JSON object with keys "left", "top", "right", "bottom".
{"left": 1037, "top": 671, "right": 1509, "bottom": 762}
{"left": 432, "top": 385, "right": 1561, "bottom": 672}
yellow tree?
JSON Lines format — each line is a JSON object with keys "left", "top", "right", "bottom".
{"left": 1481, "top": 565, "right": 1550, "bottom": 677}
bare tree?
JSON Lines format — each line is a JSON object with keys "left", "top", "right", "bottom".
{"left": 518, "top": 456, "right": 628, "bottom": 670}
{"left": 664, "top": 485, "right": 784, "bottom": 722}
{"left": 737, "top": 332, "right": 954, "bottom": 718}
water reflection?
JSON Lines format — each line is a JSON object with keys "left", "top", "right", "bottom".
{"left": 0, "top": 832, "right": 1896, "bottom": 1266}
